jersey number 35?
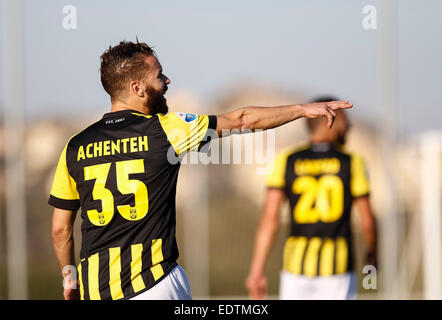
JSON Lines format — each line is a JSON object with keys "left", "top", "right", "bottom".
{"left": 84, "top": 159, "right": 148, "bottom": 226}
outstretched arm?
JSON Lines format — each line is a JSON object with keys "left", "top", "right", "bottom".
{"left": 245, "top": 188, "right": 285, "bottom": 300}
{"left": 216, "top": 101, "right": 352, "bottom": 136}
{"left": 52, "top": 207, "right": 79, "bottom": 300}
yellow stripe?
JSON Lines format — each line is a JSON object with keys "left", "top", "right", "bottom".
{"left": 303, "top": 237, "right": 322, "bottom": 277}
{"left": 289, "top": 236, "right": 308, "bottom": 274}
{"left": 109, "top": 247, "right": 124, "bottom": 300}
{"left": 88, "top": 253, "right": 101, "bottom": 300}
{"left": 151, "top": 239, "right": 165, "bottom": 281}
{"left": 130, "top": 244, "right": 146, "bottom": 293}
{"left": 282, "top": 236, "right": 296, "bottom": 271}
{"left": 131, "top": 112, "right": 153, "bottom": 119}
{"left": 151, "top": 265, "right": 164, "bottom": 281}
{"left": 77, "top": 261, "right": 84, "bottom": 300}
{"left": 335, "top": 237, "right": 348, "bottom": 274}
{"left": 319, "top": 238, "right": 335, "bottom": 276}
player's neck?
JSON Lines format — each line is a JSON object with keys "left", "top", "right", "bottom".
{"left": 110, "top": 98, "right": 150, "bottom": 115}
{"left": 310, "top": 136, "right": 335, "bottom": 145}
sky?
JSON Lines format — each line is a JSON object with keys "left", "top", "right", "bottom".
{"left": 0, "top": 0, "right": 441, "bottom": 135}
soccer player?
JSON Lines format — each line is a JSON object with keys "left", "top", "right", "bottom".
{"left": 245, "top": 96, "right": 377, "bottom": 300}
{"left": 49, "top": 41, "right": 352, "bottom": 300}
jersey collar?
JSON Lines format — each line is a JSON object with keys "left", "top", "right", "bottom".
{"left": 309, "top": 142, "right": 345, "bottom": 152}
{"left": 102, "top": 109, "right": 148, "bottom": 119}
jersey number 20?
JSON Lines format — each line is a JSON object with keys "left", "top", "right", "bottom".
{"left": 292, "top": 175, "right": 344, "bottom": 224}
{"left": 84, "top": 159, "right": 148, "bottom": 226}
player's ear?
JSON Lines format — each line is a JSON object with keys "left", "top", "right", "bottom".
{"left": 129, "top": 80, "right": 145, "bottom": 97}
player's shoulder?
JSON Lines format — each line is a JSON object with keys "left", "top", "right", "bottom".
{"left": 67, "top": 118, "right": 103, "bottom": 148}
{"left": 272, "top": 144, "right": 311, "bottom": 166}
{"left": 155, "top": 112, "right": 209, "bottom": 140}
{"left": 334, "top": 144, "right": 365, "bottom": 161}
{"left": 266, "top": 145, "right": 310, "bottom": 185}
{"left": 68, "top": 111, "right": 157, "bottom": 146}
{"left": 156, "top": 111, "right": 201, "bottom": 126}
{"left": 332, "top": 145, "right": 369, "bottom": 173}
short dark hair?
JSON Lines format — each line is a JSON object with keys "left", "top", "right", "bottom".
{"left": 306, "top": 95, "right": 340, "bottom": 133}
{"left": 100, "top": 40, "right": 156, "bottom": 99}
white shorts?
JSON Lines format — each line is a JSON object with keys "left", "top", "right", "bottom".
{"left": 130, "top": 265, "right": 192, "bottom": 300}
{"left": 279, "top": 271, "right": 357, "bottom": 300}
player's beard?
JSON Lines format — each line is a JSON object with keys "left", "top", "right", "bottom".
{"left": 147, "top": 85, "right": 169, "bottom": 115}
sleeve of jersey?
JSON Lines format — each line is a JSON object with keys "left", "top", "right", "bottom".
{"left": 266, "top": 151, "right": 290, "bottom": 189}
{"left": 48, "top": 143, "right": 80, "bottom": 211}
{"left": 350, "top": 154, "right": 370, "bottom": 198}
{"left": 158, "top": 112, "right": 217, "bottom": 156}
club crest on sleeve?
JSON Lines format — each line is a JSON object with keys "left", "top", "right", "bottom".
{"left": 176, "top": 112, "right": 198, "bottom": 123}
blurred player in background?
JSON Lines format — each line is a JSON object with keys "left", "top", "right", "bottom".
{"left": 49, "top": 40, "right": 352, "bottom": 300}
{"left": 245, "top": 96, "right": 376, "bottom": 300}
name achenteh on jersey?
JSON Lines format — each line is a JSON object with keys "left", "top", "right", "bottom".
{"left": 77, "top": 135, "right": 148, "bottom": 161}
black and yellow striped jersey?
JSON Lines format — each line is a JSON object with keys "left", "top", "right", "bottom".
{"left": 48, "top": 109, "right": 217, "bottom": 300}
{"left": 266, "top": 143, "right": 369, "bottom": 277}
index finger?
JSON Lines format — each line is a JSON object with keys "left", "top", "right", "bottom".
{"left": 326, "top": 111, "right": 335, "bottom": 128}
{"left": 326, "top": 101, "right": 353, "bottom": 110}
